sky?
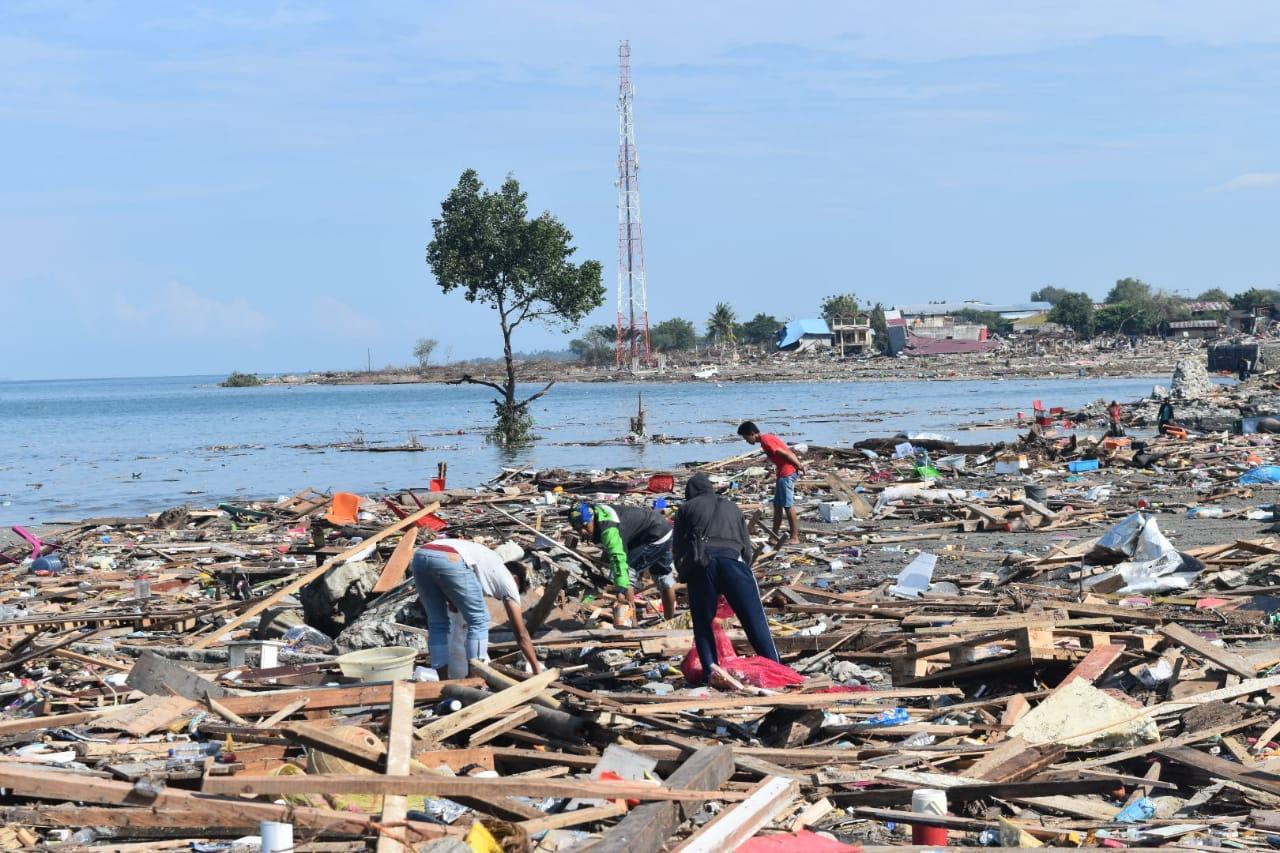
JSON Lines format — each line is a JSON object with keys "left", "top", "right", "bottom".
{"left": 5, "top": 2, "right": 1280, "bottom": 379}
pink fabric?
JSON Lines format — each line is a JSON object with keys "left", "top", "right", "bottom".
{"left": 738, "top": 831, "right": 861, "bottom": 852}
{"left": 681, "top": 597, "right": 805, "bottom": 689}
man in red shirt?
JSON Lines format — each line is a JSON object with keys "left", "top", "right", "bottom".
{"left": 737, "top": 420, "right": 805, "bottom": 545}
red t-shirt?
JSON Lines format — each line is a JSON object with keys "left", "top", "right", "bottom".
{"left": 760, "top": 433, "right": 797, "bottom": 478}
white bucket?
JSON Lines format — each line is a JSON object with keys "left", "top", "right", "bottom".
{"left": 260, "top": 820, "right": 293, "bottom": 852}
{"left": 335, "top": 646, "right": 417, "bottom": 682}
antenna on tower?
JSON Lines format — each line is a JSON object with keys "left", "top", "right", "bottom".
{"left": 615, "top": 39, "right": 653, "bottom": 369}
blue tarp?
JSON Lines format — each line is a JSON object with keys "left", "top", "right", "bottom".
{"left": 776, "top": 318, "right": 831, "bottom": 350}
{"left": 1241, "top": 465, "right": 1280, "bottom": 485}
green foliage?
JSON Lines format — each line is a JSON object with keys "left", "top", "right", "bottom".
{"left": 706, "top": 302, "right": 737, "bottom": 344}
{"left": 569, "top": 325, "right": 617, "bottom": 365}
{"left": 819, "top": 293, "right": 860, "bottom": 321}
{"left": 426, "top": 169, "right": 603, "bottom": 445}
{"left": 413, "top": 338, "right": 438, "bottom": 368}
{"left": 650, "top": 318, "right": 698, "bottom": 352}
{"left": 736, "top": 313, "right": 783, "bottom": 346}
{"left": 1048, "top": 292, "right": 1095, "bottom": 337}
{"left": 1197, "top": 287, "right": 1231, "bottom": 303}
{"left": 1231, "top": 288, "right": 1280, "bottom": 311}
{"left": 1030, "top": 285, "right": 1073, "bottom": 305}
{"left": 1105, "top": 277, "right": 1152, "bottom": 305}
{"left": 219, "top": 371, "right": 262, "bottom": 388}
{"left": 869, "top": 303, "right": 889, "bottom": 354}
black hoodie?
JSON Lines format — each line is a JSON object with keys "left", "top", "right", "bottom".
{"left": 673, "top": 473, "right": 754, "bottom": 573}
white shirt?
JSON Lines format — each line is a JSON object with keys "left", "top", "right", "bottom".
{"left": 427, "top": 539, "right": 521, "bottom": 603}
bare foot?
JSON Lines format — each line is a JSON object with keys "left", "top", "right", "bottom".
{"left": 786, "top": 537, "right": 801, "bottom": 546}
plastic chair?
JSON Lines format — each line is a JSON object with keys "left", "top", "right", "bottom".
{"left": 325, "top": 493, "right": 363, "bottom": 526}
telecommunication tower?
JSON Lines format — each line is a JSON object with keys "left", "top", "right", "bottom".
{"left": 615, "top": 40, "right": 652, "bottom": 368}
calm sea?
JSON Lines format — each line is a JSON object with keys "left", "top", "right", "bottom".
{"left": 1, "top": 374, "right": 1163, "bottom": 523}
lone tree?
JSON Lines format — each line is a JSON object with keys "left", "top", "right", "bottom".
{"left": 706, "top": 302, "right": 738, "bottom": 348}
{"left": 413, "top": 338, "right": 438, "bottom": 368}
{"left": 427, "top": 170, "right": 604, "bottom": 445}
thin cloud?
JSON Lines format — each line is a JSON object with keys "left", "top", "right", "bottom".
{"left": 1212, "top": 172, "right": 1280, "bottom": 192}
{"left": 113, "top": 282, "right": 274, "bottom": 339}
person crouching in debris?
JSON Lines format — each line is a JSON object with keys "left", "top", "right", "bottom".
{"left": 1157, "top": 398, "right": 1176, "bottom": 434}
{"left": 410, "top": 538, "right": 542, "bottom": 677}
{"left": 568, "top": 502, "right": 678, "bottom": 620}
{"left": 1107, "top": 400, "right": 1126, "bottom": 438}
{"left": 737, "top": 420, "right": 805, "bottom": 545}
{"left": 1239, "top": 356, "right": 1252, "bottom": 382}
{"left": 674, "top": 473, "right": 780, "bottom": 679}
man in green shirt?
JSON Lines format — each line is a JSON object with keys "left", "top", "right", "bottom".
{"left": 568, "top": 502, "right": 677, "bottom": 620}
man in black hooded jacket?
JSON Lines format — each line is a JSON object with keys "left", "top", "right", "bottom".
{"left": 674, "top": 473, "right": 780, "bottom": 679}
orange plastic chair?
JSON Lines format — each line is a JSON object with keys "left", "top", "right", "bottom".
{"left": 325, "top": 492, "right": 363, "bottom": 526}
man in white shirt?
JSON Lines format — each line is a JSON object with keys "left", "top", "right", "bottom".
{"left": 410, "top": 538, "right": 542, "bottom": 677}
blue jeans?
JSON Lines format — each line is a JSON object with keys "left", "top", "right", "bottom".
{"left": 686, "top": 548, "right": 780, "bottom": 678}
{"left": 774, "top": 473, "right": 797, "bottom": 508}
{"left": 630, "top": 538, "right": 676, "bottom": 590}
{"left": 411, "top": 548, "right": 490, "bottom": 672}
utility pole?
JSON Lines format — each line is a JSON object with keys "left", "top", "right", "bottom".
{"left": 615, "top": 39, "right": 653, "bottom": 370}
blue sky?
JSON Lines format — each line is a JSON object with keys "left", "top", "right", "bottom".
{"left": 6, "top": 2, "right": 1280, "bottom": 379}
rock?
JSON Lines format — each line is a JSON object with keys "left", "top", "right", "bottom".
{"left": 300, "top": 560, "right": 380, "bottom": 638}
{"left": 334, "top": 581, "right": 429, "bottom": 654}
{"left": 1170, "top": 357, "right": 1215, "bottom": 400}
{"left": 1009, "top": 680, "right": 1160, "bottom": 748}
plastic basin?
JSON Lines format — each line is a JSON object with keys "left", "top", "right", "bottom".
{"left": 335, "top": 646, "right": 417, "bottom": 682}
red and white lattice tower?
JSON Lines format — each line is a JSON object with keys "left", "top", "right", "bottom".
{"left": 615, "top": 39, "right": 653, "bottom": 368}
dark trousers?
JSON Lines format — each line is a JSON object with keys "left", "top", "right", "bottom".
{"left": 686, "top": 548, "right": 780, "bottom": 676}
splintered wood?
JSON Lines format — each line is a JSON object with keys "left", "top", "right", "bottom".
{"left": 4, "top": 416, "right": 1280, "bottom": 850}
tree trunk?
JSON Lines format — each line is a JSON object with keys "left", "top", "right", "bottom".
{"left": 501, "top": 320, "right": 517, "bottom": 406}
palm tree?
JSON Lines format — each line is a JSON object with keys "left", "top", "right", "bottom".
{"left": 707, "top": 303, "right": 737, "bottom": 350}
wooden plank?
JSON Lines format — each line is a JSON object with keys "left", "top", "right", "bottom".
{"left": 202, "top": 773, "right": 745, "bottom": 802}
{"left": 519, "top": 803, "right": 628, "bottom": 834}
{"left": 281, "top": 721, "right": 539, "bottom": 822}
{"left": 125, "top": 650, "right": 229, "bottom": 701}
{"left": 371, "top": 528, "right": 419, "bottom": 594}
{"left": 470, "top": 660, "right": 564, "bottom": 711}
{"left": 1053, "top": 644, "right": 1124, "bottom": 694}
{"left": 526, "top": 567, "right": 570, "bottom": 632}
{"left": 468, "top": 705, "right": 537, "bottom": 746}
{"left": 1253, "top": 715, "right": 1280, "bottom": 755}
{"left": 256, "top": 697, "right": 310, "bottom": 729}
{"left": 193, "top": 503, "right": 438, "bottom": 648}
{"left": 0, "top": 764, "right": 392, "bottom": 839}
{"left": 1159, "top": 623, "right": 1255, "bottom": 678}
{"left": 0, "top": 710, "right": 109, "bottom": 737}
{"left": 1159, "top": 745, "right": 1280, "bottom": 797}
{"left": 584, "top": 745, "right": 736, "bottom": 853}
{"left": 1146, "top": 674, "right": 1280, "bottom": 716}
{"left": 217, "top": 679, "right": 478, "bottom": 716}
{"left": 1062, "top": 601, "right": 1164, "bottom": 625}
{"left": 675, "top": 775, "right": 799, "bottom": 853}
{"left": 96, "top": 694, "right": 196, "bottom": 737}
{"left": 375, "top": 680, "right": 416, "bottom": 853}
{"left": 416, "top": 667, "right": 559, "bottom": 743}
